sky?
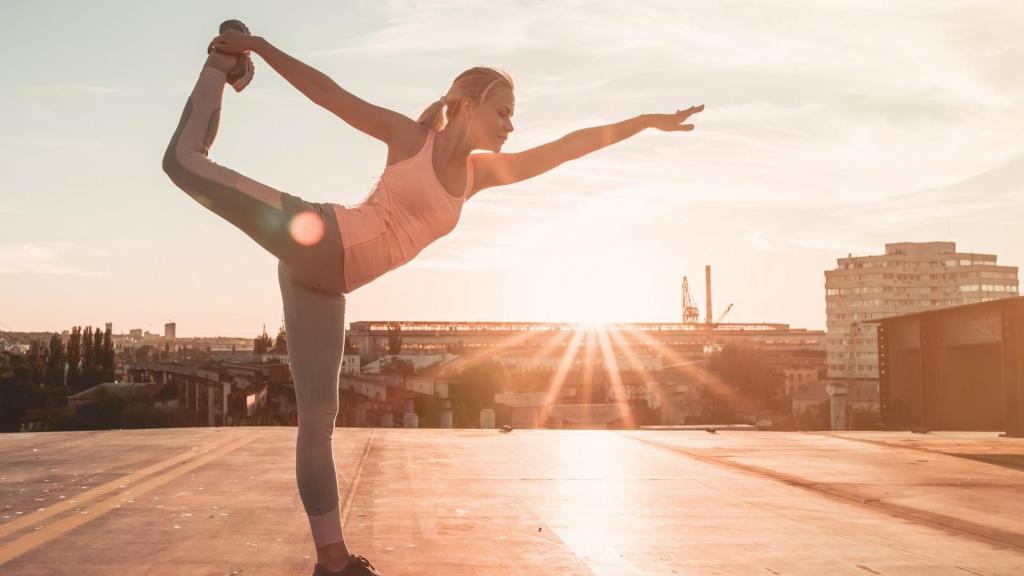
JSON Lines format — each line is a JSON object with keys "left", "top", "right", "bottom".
{"left": 2, "top": 0, "right": 1022, "bottom": 337}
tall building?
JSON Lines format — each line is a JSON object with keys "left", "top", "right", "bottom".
{"left": 165, "top": 322, "right": 176, "bottom": 340}
{"left": 825, "top": 241, "right": 1019, "bottom": 386}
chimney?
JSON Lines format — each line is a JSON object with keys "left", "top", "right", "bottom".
{"left": 705, "top": 265, "right": 713, "bottom": 326}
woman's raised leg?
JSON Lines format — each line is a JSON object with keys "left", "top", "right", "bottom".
{"left": 162, "top": 55, "right": 346, "bottom": 295}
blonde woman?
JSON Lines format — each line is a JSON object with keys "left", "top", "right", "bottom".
{"left": 163, "top": 19, "right": 703, "bottom": 576}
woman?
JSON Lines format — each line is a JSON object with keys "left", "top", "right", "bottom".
{"left": 164, "top": 19, "right": 703, "bottom": 576}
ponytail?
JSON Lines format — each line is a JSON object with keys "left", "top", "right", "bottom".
{"left": 417, "top": 67, "right": 514, "bottom": 132}
{"left": 417, "top": 98, "right": 448, "bottom": 131}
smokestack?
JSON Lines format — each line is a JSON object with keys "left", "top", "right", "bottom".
{"left": 705, "top": 265, "right": 713, "bottom": 326}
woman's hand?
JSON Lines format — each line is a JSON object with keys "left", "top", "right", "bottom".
{"left": 647, "top": 105, "right": 704, "bottom": 132}
{"left": 208, "top": 34, "right": 263, "bottom": 56}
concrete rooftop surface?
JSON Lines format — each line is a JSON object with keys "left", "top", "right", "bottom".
{"left": 1, "top": 428, "right": 1023, "bottom": 576}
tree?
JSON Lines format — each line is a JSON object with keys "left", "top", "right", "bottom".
{"left": 381, "top": 357, "right": 415, "bottom": 378}
{"left": 0, "top": 352, "right": 32, "bottom": 431}
{"left": 92, "top": 327, "right": 104, "bottom": 381}
{"left": 101, "top": 325, "right": 114, "bottom": 382}
{"left": 61, "top": 387, "right": 124, "bottom": 430}
{"left": 66, "top": 327, "right": 83, "bottom": 391}
{"left": 27, "top": 340, "right": 48, "bottom": 386}
{"left": 450, "top": 360, "right": 506, "bottom": 428}
{"left": 274, "top": 324, "right": 288, "bottom": 355}
{"left": 46, "top": 334, "right": 66, "bottom": 388}
{"left": 691, "top": 384, "right": 741, "bottom": 425}
{"left": 82, "top": 326, "right": 96, "bottom": 389}
{"left": 254, "top": 325, "right": 273, "bottom": 354}
{"left": 706, "top": 344, "right": 785, "bottom": 411}
{"left": 134, "top": 344, "right": 156, "bottom": 364}
{"left": 386, "top": 323, "right": 402, "bottom": 355}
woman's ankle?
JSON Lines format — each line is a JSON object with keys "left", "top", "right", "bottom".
{"left": 204, "top": 51, "right": 236, "bottom": 76}
{"left": 317, "top": 541, "right": 351, "bottom": 568}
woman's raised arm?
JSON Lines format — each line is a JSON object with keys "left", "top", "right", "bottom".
{"left": 471, "top": 105, "right": 704, "bottom": 194}
{"left": 211, "top": 34, "right": 420, "bottom": 146}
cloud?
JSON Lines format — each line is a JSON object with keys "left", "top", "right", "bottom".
{"left": 863, "top": 153, "right": 1024, "bottom": 228}
{"left": 23, "top": 139, "right": 104, "bottom": 149}
{"left": 60, "top": 83, "right": 137, "bottom": 96}
{"left": 27, "top": 83, "right": 140, "bottom": 97}
{"left": 297, "top": 0, "right": 1022, "bottom": 221}
{"left": 411, "top": 177, "right": 680, "bottom": 272}
{"left": 0, "top": 242, "right": 107, "bottom": 276}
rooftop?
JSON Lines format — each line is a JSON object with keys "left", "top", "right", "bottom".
{"left": 1, "top": 428, "right": 1023, "bottom": 574}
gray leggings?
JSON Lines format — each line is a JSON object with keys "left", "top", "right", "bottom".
{"left": 163, "top": 66, "right": 348, "bottom": 547}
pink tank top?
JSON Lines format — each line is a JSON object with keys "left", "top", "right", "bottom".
{"left": 332, "top": 130, "right": 472, "bottom": 292}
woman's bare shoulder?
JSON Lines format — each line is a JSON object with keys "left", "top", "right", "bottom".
{"left": 385, "top": 125, "right": 430, "bottom": 167}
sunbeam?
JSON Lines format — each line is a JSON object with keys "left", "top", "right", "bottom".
{"left": 595, "top": 326, "right": 636, "bottom": 429}
{"left": 538, "top": 329, "right": 588, "bottom": 426}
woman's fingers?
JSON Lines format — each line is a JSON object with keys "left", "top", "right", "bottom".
{"left": 676, "top": 104, "right": 705, "bottom": 120}
{"left": 647, "top": 106, "right": 702, "bottom": 131}
{"left": 209, "top": 34, "right": 248, "bottom": 54}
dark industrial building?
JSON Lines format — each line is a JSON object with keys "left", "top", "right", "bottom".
{"left": 873, "top": 296, "right": 1024, "bottom": 436}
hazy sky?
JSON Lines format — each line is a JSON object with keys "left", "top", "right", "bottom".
{"left": 2, "top": 1, "right": 1022, "bottom": 337}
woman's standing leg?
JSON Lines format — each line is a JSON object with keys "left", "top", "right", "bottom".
{"left": 277, "top": 261, "right": 353, "bottom": 572}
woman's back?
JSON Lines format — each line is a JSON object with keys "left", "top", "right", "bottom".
{"left": 333, "top": 130, "right": 473, "bottom": 292}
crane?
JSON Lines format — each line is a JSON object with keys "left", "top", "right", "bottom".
{"left": 716, "top": 303, "right": 734, "bottom": 325}
{"left": 681, "top": 277, "right": 701, "bottom": 324}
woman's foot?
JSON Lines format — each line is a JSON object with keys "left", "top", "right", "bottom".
{"left": 204, "top": 50, "right": 237, "bottom": 76}
{"left": 313, "top": 554, "right": 383, "bottom": 576}
{"left": 206, "top": 19, "right": 254, "bottom": 92}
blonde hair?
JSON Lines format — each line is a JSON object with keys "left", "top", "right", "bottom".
{"left": 418, "top": 67, "right": 515, "bottom": 131}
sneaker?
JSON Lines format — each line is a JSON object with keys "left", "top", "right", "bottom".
{"left": 210, "top": 19, "right": 254, "bottom": 92}
{"left": 313, "top": 554, "right": 383, "bottom": 576}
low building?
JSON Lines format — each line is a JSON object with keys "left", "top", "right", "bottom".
{"left": 68, "top": 382, "right": 160, "bottom": 411}
{"left": 781, "top": 367, "right": 820, "bottom": 396}
{"left": 128, "top": 362, "right": 275, "bottom": 426}
{"left": 345, "top": 320, "right": 824, "bottom": 367}
{"left": 871, "top": 296, "right": 1024, "bottom": 435}
{"left": 791, "top": 381, "right": 829, "bottom": 414}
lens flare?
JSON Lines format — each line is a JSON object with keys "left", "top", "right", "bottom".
{"left": 289, "top": 212, "right": 324, "bottom": 246}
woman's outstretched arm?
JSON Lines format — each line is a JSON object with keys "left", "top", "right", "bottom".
{"left": 211, "top": 34, "right": 419, "bottom": 145}
{"left": 471, "top": 105, "right": 704, "bottom": 193}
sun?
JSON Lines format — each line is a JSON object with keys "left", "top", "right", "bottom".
{"left": 572, "top": 321, "right": 608, "bottom": 331}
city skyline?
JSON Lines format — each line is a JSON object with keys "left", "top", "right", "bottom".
{"left": 3, "top": 1, "right": 1023, "bottom": 337}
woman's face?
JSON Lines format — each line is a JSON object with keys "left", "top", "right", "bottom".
{"left": 468, "top": 85, "right": 515, "bottom": 152}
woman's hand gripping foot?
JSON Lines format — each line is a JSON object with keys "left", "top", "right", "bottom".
{"left": 206, "top": 19, "right": 256, "bottom": 92}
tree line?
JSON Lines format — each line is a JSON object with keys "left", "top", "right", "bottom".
{"left": 0, "top": 325, "right": 116, "bottom": 431}
{"left": 253, "top": 324, "right": 287, "bottom": 355}
{"left": 42, "top": 325, "right": 116, "bottom": 392}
